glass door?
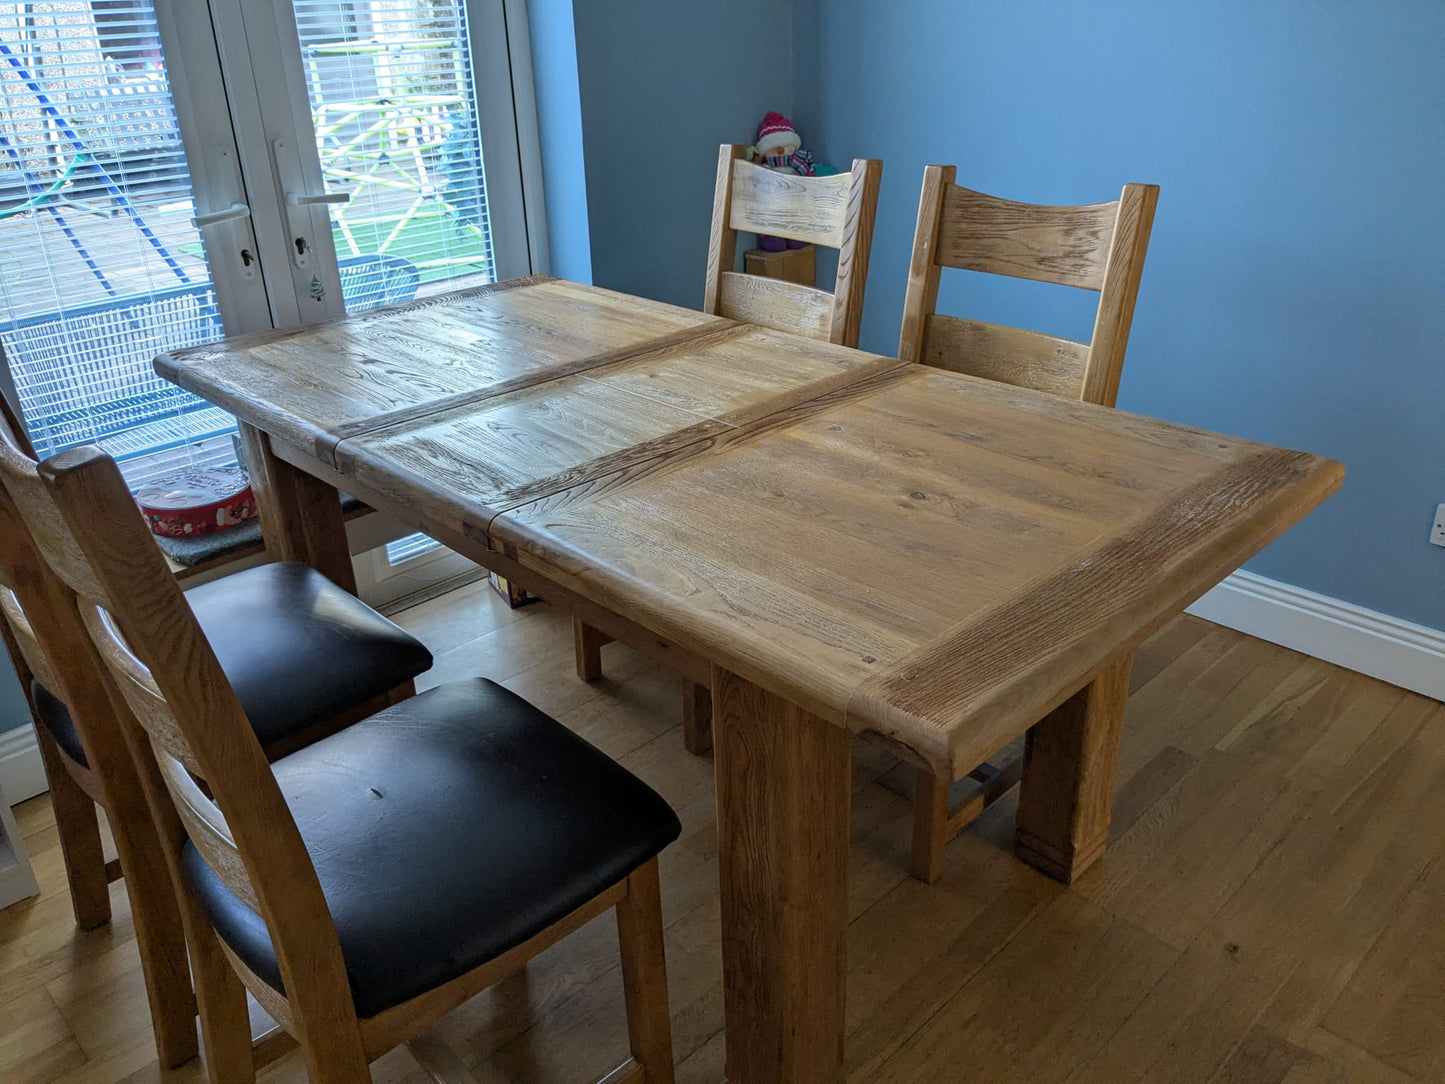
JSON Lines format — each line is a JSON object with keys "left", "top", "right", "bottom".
{"left": 0, "top": 0, "right": 271, "bottom": 485}
{"left": 209, "top": 0, "right": 535, "bottom": 320}
{"left": 293, "top": 1, "right": 503, "bottom": 309}
{"left": 206, "top": 0, "right": 540, "bottom": 601}
{"left": 0, "top": 0, "right": 541, "bottom": 604}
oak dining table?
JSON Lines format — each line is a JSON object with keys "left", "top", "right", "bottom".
{"left": 157, "top": 274, "right": 1342, "bottom": 1083}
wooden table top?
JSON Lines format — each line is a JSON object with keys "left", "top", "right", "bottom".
{"left": 160, "top": 276, "right": 1342, "bottom": 776}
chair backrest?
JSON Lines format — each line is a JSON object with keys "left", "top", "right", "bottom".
{"left": 898, "top": 165, "right": 1158, "bottom": 407}
{"left": 0, "top": 395, "right": 186, "bottom": 893}
{"left": 702, "top": 144, "right": 881, "bottom": 348}
{"left": 31, "top": 443, "right": 361, "bottom": 1046}
{"left": 0, "top": 392, "right": 112, "bottom": 714}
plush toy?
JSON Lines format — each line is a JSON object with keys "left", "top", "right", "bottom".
{"left": 750, "top": 111, "right": 815, "bottom": 176}
{"left": 748, "top": 111, "right": 816, "bottom": 251}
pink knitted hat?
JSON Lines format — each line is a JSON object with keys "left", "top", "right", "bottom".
{"left": 755, "top": 112, "right": 801, "bottom": 154}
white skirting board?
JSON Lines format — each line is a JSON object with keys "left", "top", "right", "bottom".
{"left": 0, "top": 724, "right": 46, "bottom": 808}
{"left": 1, "top": 571, "right": 1440, "bottom": 810}
{"left": 0, "top": 784, "right": 40, "bottom": 908}
{"left": 1187, "top": 570, "right": 1445, "bottom": 703}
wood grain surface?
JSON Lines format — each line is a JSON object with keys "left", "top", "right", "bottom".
{"left": 331, "top": 321, "right": 903, "bottom": 542}
{"left": 933, "top": 184, "right": 1119, "bottom": 289}
{"left": 727, "top": 158, "right": 855, "bottom": 248}
{"left": 160, "top": 278, "right": 726, "bottom": 465}
{"left": 899, "top": 168, "right": 1158, "bottom": 411}
{"left": 490, "top": 362, "right": 1340, "bottom": 776}
{"left": 165, "top": 276, "right": 1341, "bottom": 772}
{"left": 715, "top": 271, "right": 835, "bottom": 342}
{"left": 160, "top": 275, "right": 1342, "bottom": 1082}
{"left": 713, "top": 666, "right": 850, "bottom": 1083}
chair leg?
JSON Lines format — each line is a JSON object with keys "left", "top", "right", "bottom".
{"left": 34, "top": 727, "right": 111, "bottom": 929}
{"left": 910, "top": 767, "right": 949, "bottom": 885}
{"left": 910, "top": 754, "right": 1027, "bottom": 885}
{"left": 681, "top": 682, "right": 712, "bottom": 756}
{"left": 188, "top": 914, "right": 255, "bottom": 1084}
{"left": 105, "top": 806, "right": 199, "bottom": 1067}
{"left": 615, "top": 858, "right": 674, "bottom": 1083}
{"left": 573, "top": 617, "right": 607, "bottom": 682}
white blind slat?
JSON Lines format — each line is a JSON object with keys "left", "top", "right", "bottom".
{"left": 0, "top": 1, "right": 229, "bottom": 482}
{"left": 291, "top": 0, "right": 496, "bottom": 312}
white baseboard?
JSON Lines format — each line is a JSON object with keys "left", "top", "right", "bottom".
{"left": 1187, "top": 570, "right": 1445, "bottom": 702}
{"left": 0, "top": 724, "right": 44, "bottom": 808}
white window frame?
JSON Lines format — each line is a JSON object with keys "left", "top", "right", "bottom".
{"left": 154, "top": 0, "right": 279, "bottom": 336}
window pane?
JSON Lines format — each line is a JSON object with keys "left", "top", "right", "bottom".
{"left": 292, "top": 0, "right": 496, "bottom": 314}
{"left": 0, "top": 2, "right": 233, "bottom": 485}
{"left": 384, "top": 530, "right": 440, "bottom": 566}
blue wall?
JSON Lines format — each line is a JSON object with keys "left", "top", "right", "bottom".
{"left": 526, "top": 0, "right": 592, "bottom": 282}
{"left": 794, "top": 0, "right": 1445, "bottom": 630}
{"left": 569, "top": 0, "right": 794, "bottom": 309}
{"left": 0, "top": 651, "right": 26, "bottom": 734}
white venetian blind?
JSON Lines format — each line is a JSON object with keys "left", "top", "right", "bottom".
{"left": 0, "top": 0, "right": 233, "bottom": 482}
{"left": 291, "top": 0, "right": 497, "bottom": 313}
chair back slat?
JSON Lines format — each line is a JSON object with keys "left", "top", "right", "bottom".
{"left": 703, "top": 144, "right": 881, "bottom": 349}
{"left": 84, "top": 600, "right": 246, "bottom": 896}
{"left": 920, "top": 315, "right": 1090, "bottom": 399}
{"left": 0, "top": 587, "right": 63, "bottom": 693}
{"left": 84, "top": 605, "right": 209, "bottom": 779}
{"left": 900, "top": 164, "right": 1158, "bottom": 409}
{"left": 935, "top": 185, "right": 1119, "bottom": 290}
{"left": 717, "top": 272, "right": 834, "bottom": 342}
{"left": 728, "top": 160, "right": 854, "bottom": 248}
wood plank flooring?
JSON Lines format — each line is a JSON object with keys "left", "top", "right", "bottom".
{"left": 1, "top": 580, "right": 1441, "bottom": 1082}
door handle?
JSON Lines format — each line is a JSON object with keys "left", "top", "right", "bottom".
{"left": 272, "top": 137, "right": 346, "bottom": 270}
{"left": 286, "top": 190, "right": 349, "bottom": 207}
{"left": 191, "top": 201, "right": 250, "bottom": 229}
{"left": 191, "top": 202, "right": 257, "bottom": 281}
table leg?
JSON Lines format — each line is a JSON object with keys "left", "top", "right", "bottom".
{"left": 682, "top": 680, "right": 712, "bottom": 755}
{"left": 1014, "top": 651, "right": 1133, "bottom": 883}
{"left": 713, "top": 667, "right": 850, "bottom": 1084}
{"left": 238, "top": 423, "right": 356, "bottom": 593}
{"left": 572, "top": 617, "right": 607, "bottom": 682}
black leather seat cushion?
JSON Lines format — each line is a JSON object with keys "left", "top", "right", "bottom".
{"left": 32, "top": 561, "right": 431, "bottom": 767}
{"left": 31, "top": 679, "right": 86, "bottom": 765}
{"left": 184, "top": 562, "right": 432, "bottom": 747}
{"left": 181, "top": 678, "right": 681, "bottom": 1019}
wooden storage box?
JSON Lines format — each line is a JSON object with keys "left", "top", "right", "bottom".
{"left": 744, "top": 244, "right": 816, "bottom": 286}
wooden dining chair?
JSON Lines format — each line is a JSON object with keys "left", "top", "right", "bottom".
{"left": 34, "top": 442, "right": 682, "bottom": 1084}
{"left": 898, "top": 165, "right": 1159, "bottom": 883}
{"left": 0, "top": 399, "right": 433, "bottom": 1068}
{"left": 573, "top": 143, "right": 883, "bottom": 754}
{"left": 703, "top": 143, "right": 882, "bottom": 346}
{"left": 0, "top": 443, "right": 201, "bottom": 1068}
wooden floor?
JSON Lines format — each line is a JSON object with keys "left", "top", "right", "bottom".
{"left": 2, "top": 579, "right": 1443, "bottom": 1082}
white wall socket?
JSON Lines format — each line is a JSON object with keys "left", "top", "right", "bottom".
{"left": 1432, "top": 503, "right": 1445, "bottom": 548}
